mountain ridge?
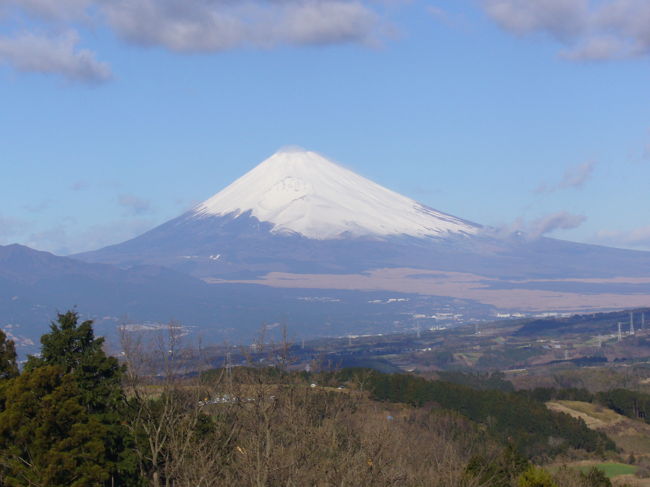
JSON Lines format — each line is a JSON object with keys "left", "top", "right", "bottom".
{"left": 74, "top": 148, "right": 650, "bottom": 283}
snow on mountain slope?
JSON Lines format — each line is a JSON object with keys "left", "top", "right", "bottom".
{"left": 192, "top": 148, "right": 480, "bottom": 239}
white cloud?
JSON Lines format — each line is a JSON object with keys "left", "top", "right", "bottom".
{"left": 483, "top": 0, "right": 588, "bottom": 40}
{"left": 0, "top": 0, "right": 92, "bottom": 21}
{"left": 560, "top": 35, "right": 630, "bottom": 60}
{"left": 101, "top": 0, "right": 245, "bottom": 52}
{"left": 482, "top": 0, "right": 650, "bottom": 61}
{"left": 102, "top": 0, "right": 380, "bottom": 52}
{"left": 276, "top": 1, "right": 379, "bottom": 45}
{"left": 0, "top": 0, "right": 384, "bottom": 81}
{"left": 0, "top": 30, "right": 111, "bottom": 83}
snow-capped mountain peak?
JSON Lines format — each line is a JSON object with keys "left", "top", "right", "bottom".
{"left": 192, "top": 148, "right": 479, "bottom": 240}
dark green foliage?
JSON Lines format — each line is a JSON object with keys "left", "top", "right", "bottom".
{"left": 523, "top": 387, "right": 594, "bottom": 404}
{"left": 26, "top": 311, "right": 124, "bottom": 414}
{"left": 476, "top": 346, "right": 541, "bottom": 369}
{"left": 437, "top": 370, "right": 515, "bottom": 392}
{"left": 596, "top": 389, "right": 650, "bottom": 422}
{"left": 466, "top": 446, "right": 530, "bottom": 487}
{"left": 0, "top": 365, "right": 112, "bottom": 486}
{"left": 580, "top": 467, "right": 612, "bottom": 487}
{"left": 0, "top": 311, "right": 141, "bottom": 486}
{"left": 366, "top": 373, "right": 616, "bottom": 459}
{"left": 0, "top": 329, "right": 18, "bottom": 381}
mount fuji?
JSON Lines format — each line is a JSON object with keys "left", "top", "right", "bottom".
{"left": 77, "top": 148, "right": 650, "bottom": 315}
{"left": 193, "top": 147, "right": 479, "bottom": 240}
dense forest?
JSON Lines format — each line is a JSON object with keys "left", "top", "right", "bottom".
{"left": 0, "top": 311, "right": 636, "bottom": 486}
{"left": 363, "top": 372, "right": 615, "bottom": 459}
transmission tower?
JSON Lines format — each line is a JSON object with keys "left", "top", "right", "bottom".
{"left": 225, "top": 351, "right": 233, "bottom": 382}
{"left": 642, "top": 312, "right": 646, "bottom": 330}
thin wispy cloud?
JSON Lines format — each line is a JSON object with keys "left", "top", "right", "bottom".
{"left": 0, "top": 214, "right": 29, "bottom": 242}
{"left": 528, "top": 211, "right": 586, "bottom": 239}
{"left": 482, "top": 0, "right": 650, "bottom": 61}
{"left": 118, "top": 194, "right": 153, "bottom": 215}
{"left": 535, "top": 160, "right": 595, "bottom": 193}
{"left": 594, "top": 225, "right": 650, "bottom": 250}
{"left": 488, "top": 211, "right": 587, "bottom": 240}
{"left": 25, "top": 218, "right": 157, "bottom": 255}
{"left": 25, "top": 224, "right": 71, "bottom": 254}
{"left": 70, "top": 180, "right": 90, "bottom": 191}
{"left": 22, "top": 199, "right": 52, "bottom": 213}
{"left": 427, "top": 6, "right": 448, "bottom": 22}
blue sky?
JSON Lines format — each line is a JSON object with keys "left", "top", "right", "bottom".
{"left": 1, "top": 0, "right": 650, "bottom": 254}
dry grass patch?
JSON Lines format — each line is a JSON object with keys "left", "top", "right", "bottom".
{"left": 547, "top": 400, "right": 650, "bottom": 457}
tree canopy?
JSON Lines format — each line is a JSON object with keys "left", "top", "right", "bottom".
{"left": 0, "top": 311, "right": 140, "bottom": 486}
{"left": 0, "top": 329, "right": 18, "bottom": 381}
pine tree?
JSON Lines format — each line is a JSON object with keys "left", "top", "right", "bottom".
{"left": 0, "top": 311, "right": 141, "bottom": 486}
{"left": 0, "top": 329, "right": 18, "bottom": 381}
{"left": 27, "top": 310, "right": 124, "bottom": 415}
{"left": 0, "top": 365, "right": 112, "bottom": 486}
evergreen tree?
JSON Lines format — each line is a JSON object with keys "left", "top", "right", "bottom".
{"left": 0, "top": 365, "right": 112, "bottom": 486}
{"left": 0, "top": 329, "right": 18, "bottom": 381}
{"left": 0, "top": 311, "right": 141, "bottom": 486}
{"left": 27, "top": 310, "right": 124, "bottom": 413}
{"left": 580, "top": 467, "right": 612, "bottom": 487}
{"left": 466, "top": 446, "right": 530, "bottom": 487}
